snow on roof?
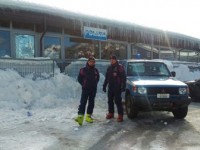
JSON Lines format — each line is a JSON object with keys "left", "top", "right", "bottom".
{"left": 0, "top": 0, "right": 200, "bottom": 42}
{"left": 0, "top": 0, "right": 136, "bottom": 28}
{"left": 0, "top": 0, "right": 178, "bottom": 36}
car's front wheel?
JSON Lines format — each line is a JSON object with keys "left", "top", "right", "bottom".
{"left": 125, "top": 93, "right": 138, "bottom": 119}
{"left": 172, "top": 106, "right": 188, "bottom": 119}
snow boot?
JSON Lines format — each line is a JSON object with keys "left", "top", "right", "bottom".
{"left": 85, "top": 114, "right": 93, "bottom": 123}
{"left": 106, "top": 113, "right": 114, "bottom": 119}
{"left": 75, "top": 114, "right": 84, "bottom": 126}
{"left": 117, "top": 115, "right": 123, "bottom": 122}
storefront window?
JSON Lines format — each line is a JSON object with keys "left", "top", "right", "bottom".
{"left": 0, "top": 30, "right": 10, "bottom": 57}
{"left": 179, "top": 51, "right": 199, "bottom": 62}
{"left": 101, "top": 42, "right": 127, "bottom": 60}
{"left": 188, "top": 52, "right": 199, "bottom": 62}
{"left": 64, "top": 37, "right": 99, "bottom": 59}
{"left": 159, "top": 51, "right": 175, "bottom": 60}
{"left": 15, "top": 34, "right": 34, "bottom": 58}
{"left": 43, "top": 36, "right": 61, "bottom": 59}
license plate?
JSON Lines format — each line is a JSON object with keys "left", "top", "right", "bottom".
{"left": 157, "top": 93, "right": 170, "bottom": 98}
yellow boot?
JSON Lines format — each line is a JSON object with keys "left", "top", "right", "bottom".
{"left": 75, "top": 114, "right": 84, "bottom": 126}
{"left": 85, "top": 114, "right": 93, "bottom": 123}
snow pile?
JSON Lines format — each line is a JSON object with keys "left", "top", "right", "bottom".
{"left": 0, "top": 67, "right": 108, "bottom": 110}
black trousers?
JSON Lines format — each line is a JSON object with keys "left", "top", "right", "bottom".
{"left": 107, "top": 88, "right": 123, "bottom": 115}
{"left": 78, "top": 88, "right": 97, "bottom": 115}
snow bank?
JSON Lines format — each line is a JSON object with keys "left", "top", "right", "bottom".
{"left": 0, "top": 67, "right": 107, "bottom": 110}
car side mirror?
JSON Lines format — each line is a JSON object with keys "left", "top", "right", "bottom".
{"left": 171, "top": 71, "right": 176, "bottom": 77}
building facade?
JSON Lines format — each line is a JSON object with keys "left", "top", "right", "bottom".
{"left": 0, "top": 1, "right": 200, "bottom": 61}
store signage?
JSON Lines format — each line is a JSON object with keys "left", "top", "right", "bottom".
{"left": 83, "top": 26, "right": 107, "bottom": 41}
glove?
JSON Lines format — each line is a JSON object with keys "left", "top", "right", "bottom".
{"left": 103, "top": 86, "right": 106, "bottom": 93}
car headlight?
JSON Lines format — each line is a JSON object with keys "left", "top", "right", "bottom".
{"left": 179, "top": 87, "right": 187, "bottom": 94}
{"left": 138, "top": 87, "right": 147, "bottom": 94}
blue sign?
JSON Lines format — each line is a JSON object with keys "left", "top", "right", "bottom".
{"left": 84, "top": 26, "right": 107, "bottom": 41}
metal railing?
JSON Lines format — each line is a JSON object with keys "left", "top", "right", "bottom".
{"left": 0, "top": 58, "right": 55, "bottom": 79}
{"left": 0, "top": 58, "right": 109, "bottom": 79}
{"left": 56, "top": 59, "right": 110, "bottom": 78}
{"left": 1, "top": 58, "right": 199, "bottom": 80}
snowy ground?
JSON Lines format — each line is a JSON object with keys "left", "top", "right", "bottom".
{"left": 0, "top": 60, "right": 200, "bottom": 150}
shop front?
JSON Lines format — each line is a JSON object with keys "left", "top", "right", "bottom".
{"left": 0, "top": 25, "right": 128, "bottom": 60}
{"left": 0, "top": 2, "right": 199, "bottom": 62}
{"left": 64, "top": 26, "right": 128, "bottom": 60}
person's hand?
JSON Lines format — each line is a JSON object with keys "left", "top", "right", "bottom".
{"left": 103, "top": 86, "right": 106, "bottom": 93}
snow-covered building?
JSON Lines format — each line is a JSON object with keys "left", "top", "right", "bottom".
{"left": 0, "top": 0, "right": 200, "bottom": 62}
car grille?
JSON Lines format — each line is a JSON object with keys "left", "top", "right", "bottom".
{"left": 147, "top": 87, "right": 179, "bottom": 95}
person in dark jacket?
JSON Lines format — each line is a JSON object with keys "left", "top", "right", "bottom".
{"left": 75, "top": 56, "right": 100, "bottom": 125}
{"left": 103, "top": 55, "right": 126, "bottom": 122}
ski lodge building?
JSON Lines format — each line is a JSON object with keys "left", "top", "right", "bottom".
{"left": 0, "top": 0, "right": 200, "bottom": 62}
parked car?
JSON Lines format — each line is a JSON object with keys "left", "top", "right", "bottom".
{"left": 120, "top": 59, "right": 191, "bottom": 119}
{"left": 185, "top": 79, "right": 200, "bottom": 102}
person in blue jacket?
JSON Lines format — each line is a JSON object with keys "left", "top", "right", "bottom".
{"left": 75, "top": 56, "right": 100, "bottom": 125}
{"left": 103, "top": 55, "right": 126, "bottom": 122}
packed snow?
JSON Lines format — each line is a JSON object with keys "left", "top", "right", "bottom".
{"left": 0, "top": 59, "right": 199, "bottom": 150}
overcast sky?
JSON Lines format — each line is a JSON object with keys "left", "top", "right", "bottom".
{"left": 26, "top": 0, "right": 200, "bottom": 39}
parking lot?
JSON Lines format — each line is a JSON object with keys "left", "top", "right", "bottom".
{"left": 89, "top": 102, "right": 200, "bottom": 150}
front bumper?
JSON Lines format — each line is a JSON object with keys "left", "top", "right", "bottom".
{"left": 132, "top": 95, "right": 191, "bottom": 111}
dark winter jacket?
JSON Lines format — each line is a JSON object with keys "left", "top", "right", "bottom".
{"left": 78, "top": 63, "right": 99, "bottom": 90}
{"left": 103, "top": 61, "right": 126, "bottom": 91}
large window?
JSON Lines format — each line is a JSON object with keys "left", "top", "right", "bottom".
{"left": 65, "top": 37, "right": 99, "bottom": 59}
{"left": 15, "top": 34, "right": 35, "bottom": 58}
{"left": 43, "top": 36, "right": 61, "bottom": 59}
{"left": 179, "top": 51, "right": 200, "bottom": 62}
{"left": 0, "top": 30, "right": 10, "bottom": 57}
{"left": 101, "top": 42, "right": 127, "bottom": 59}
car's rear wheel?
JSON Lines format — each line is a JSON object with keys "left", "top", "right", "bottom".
{"left": 125, "top": 93, "right": 138, "bottom": 119}
{"left": 172, "top": 106, "right": 188, "bottom": 119}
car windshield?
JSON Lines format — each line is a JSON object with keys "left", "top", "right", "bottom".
{"left": 127, "top": 62, "right": 171, "bottom": 77}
